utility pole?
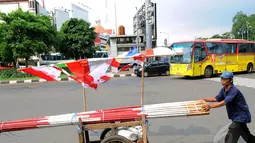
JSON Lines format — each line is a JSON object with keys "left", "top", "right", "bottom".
{"left": 135, "top": 7, "right": 141, "bottom": 52}
{"left": 145, "top": 0, "right": 152, "bottom": 50}
{"left": 114, "top": 2, "right": 117, "bottom": 36}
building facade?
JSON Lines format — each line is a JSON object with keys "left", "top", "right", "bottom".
{"left": 94, "top": 19, "right": 113, "bottom": 51}
{"left": 53, "top": 7, "right": 70, "bottom": 31}
{"left": 0, "top": 0, "right": 48, "bottom": 15}
{"left": 70, "top": 2, "right": 88, "bottom": 22}
{"left": 52, "top": 2, "right": 89, "bottom": 31}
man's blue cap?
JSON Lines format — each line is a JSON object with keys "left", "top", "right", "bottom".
{"left": 220, "top": 71, "right": 234, "bottom": 79}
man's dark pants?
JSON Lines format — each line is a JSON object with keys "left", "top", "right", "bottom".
{"left": 225, "top": 122, "right": 255, "bottom": 143}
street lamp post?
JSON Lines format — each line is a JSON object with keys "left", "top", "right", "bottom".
{"left": 246, "top": 22, "right": 252, "bottom": 41}
{"left": 160, "top": 32, "right": 170, "bottom": 46}
{"left": 238, "top": 28, "right": 244, "bottom": 39}
{"left": 239, "top": 22, "right": 253, "bottom": 40}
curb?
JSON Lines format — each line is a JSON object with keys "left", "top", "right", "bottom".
{"left": 0, "top": 73, "right": 136, "bottom": 85}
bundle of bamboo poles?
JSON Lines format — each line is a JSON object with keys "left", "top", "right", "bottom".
{"left": 143, "top": 100, "right": 208, "bottom": 118}
{"left": 0, "top": 100, "right": 209, "bottom": 133}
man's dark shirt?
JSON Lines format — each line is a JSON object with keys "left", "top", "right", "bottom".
{"left": 215, "top": 85, "right": 251, "bottom": 123}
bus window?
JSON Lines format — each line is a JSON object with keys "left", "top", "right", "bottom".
{"left": 252, "top": 43, "right": 255, "bottom": 52}
{"left": 206, "top": 42, "right": 225, "bottom": 54}
{"left": 238, "top": 43, "right": 253, "bottom": 53}
{"left": 170, "top": 42, "right": 193, "bottom": 64}
{"left": 226, "top": 43, "right": 237, "bottom": 54}
{"left": 202, "top": 48, "right": 206, "bottom": 59}
{"left": 194, "top": 43, "right": 206, "bottom": 62}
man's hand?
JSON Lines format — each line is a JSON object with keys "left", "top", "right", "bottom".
{"left": 202, "top": 104, "right": 211, "bottom": 112}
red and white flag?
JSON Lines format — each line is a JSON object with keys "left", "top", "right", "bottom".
{"left": 119, "top": 54, "right": 145, "bottom": 72}
{"left": 19, "top": 58, "right": 120, "bottom": 89}
{"left": 52, "top": 66, "right": 79, "bottom": 82}
{"left": 119, "top": 47, "right": 176, "bottom": 71}
{"left": 65, "top": 58, "right": 120, "bottom": 89}
{"left": 19, "top": 66, "right": 62, "bottom": 81}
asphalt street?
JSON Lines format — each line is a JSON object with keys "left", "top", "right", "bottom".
{"left": 0, "top": 72, "right": 255, "bottom": 143}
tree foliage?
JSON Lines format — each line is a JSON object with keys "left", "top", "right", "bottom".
{"left": 58, "top": 18, "right": 97, "bottom": 60}
{"left": 232, "top": 11, "right": 255, "bottom": 40}
{"left": 210, "top": 32, "right": 234, "bottom": 39}
{"left": 198, "top": 11, "right": 255, "bottom": 41}
{"left": 0, "top": 9, "right": 58, "bottom": 67}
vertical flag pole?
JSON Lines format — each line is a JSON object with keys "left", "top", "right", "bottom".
{"left": 141, "top": 54, "right": 147, "bottom": 143}
{"left": 78, "top": 62, "right": 89, "bottom": 143}
{"left": 82, "top": 63, "right": 90, "bottom": 143}
{"left": 83, "top": 87, "right": 87, "bottom": 112}
{"left": 78, "top": 118, "right": 85, "bottom": 143}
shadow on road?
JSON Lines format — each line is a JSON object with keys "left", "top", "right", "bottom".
{"left": 147, "top": 124, "right": 211, "bottom": 136}
{"left": 89, "top": 124, "right": 211, "bottom": 137}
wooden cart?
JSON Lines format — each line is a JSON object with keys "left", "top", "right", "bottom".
{"left": 77, "top": 55, "right": 148, "bottom": 143}
{"left": 77, "top": 119, "right": 147, "bottom": 143}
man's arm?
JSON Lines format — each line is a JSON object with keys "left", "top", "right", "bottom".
{"left": 210, "top": 101, "right": 226, "bottom": 108}
{"left": 202, "top": 101, "right": 226, "bottom": 111}
{"left": 203, "top": 90, "right": 238, "bottom": 112}
{"left": 202, "top": 97, "right": 218, "bottom": 102}
{"left": 202, "top": 89, "right": 224, "bottom": 102}
{"left": 202, "top": 88, "right": 224, "bottom": 102}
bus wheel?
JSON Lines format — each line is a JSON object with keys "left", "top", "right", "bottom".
{"left": 247, "top": 63, "right": 253, "bottom": 73}
{"left": 204, "top": 66, "right": 213, "bottom": 78}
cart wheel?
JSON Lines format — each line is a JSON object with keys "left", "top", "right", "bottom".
{"left": 100, "top": 135, "right": 132, "bottom": 143}
{"left": 100, "top": 128, "right": 112, "bottom": 140}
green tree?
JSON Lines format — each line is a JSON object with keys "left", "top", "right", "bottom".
{"left": 195, "top": 11, "right": 255, "bottom": 41}
{"left": 231, "top": 11, "right": 255, "bottom": 41}
{"left": 0, "top": 21, "right": 13, "bottom": 62}
{"left": 58, "top": 18, "right": 97, "bottom": 60}
{"left": 247, "top": 14, "right": 255, "bottom": 40}
{"left": 211, "top": 34, "right": 223, "bottom": 39}
{"left": 196, "top": 37, "right": 208, "bottom": 40}
{"left": 94, "top": 44, "right": 101, "bottom": 51}
{"left": 0, "top": 9, "right": 58, "bottom": 67}
{"left": 196, "top": 32, "right": 233, "bottom": 40}
{"left": 210, "top": 32, "right": 233, "bottom": 39}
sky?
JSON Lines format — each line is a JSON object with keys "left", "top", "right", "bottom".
{"left": 41, "top": 0, "right": 255, "bottom": 45}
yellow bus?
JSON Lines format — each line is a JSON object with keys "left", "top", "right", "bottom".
{"left": 169, "top": 39, "right": 255, "bottom": 78}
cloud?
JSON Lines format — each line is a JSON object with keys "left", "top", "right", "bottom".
{"left": 155, "top": 0, "right": 255, "bottom": 42}
{"left": 158, "top": 22, "right": 231, "bottom": 43}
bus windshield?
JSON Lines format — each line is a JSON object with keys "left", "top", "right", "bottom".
{"left": 170, "top": 42, "right": 193, "bottom": 64}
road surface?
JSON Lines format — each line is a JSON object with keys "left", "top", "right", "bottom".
{"left": 0, "top": 73, "right": 254, "bottom": 143}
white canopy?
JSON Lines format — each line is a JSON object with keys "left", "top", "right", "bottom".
{"left": 144, "top": 47, "right": 183, "bottom": 57}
